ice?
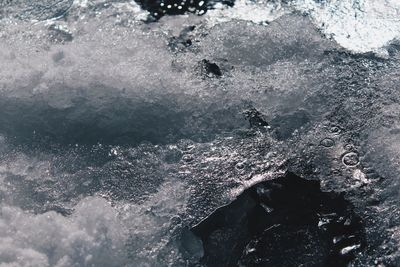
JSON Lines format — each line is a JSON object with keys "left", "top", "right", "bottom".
{"left": 0, "top": 0, "right": 74, "bottom": 21}
{"left": 0, "top": 12, "right": 337, "bottom": 145}
{"left": 0, "top": 22, "right": 198, "bottom": 144}
{"left": 2, "top": 0, "right": 400, "bottom": 53}
{"left": 118, "top": 179, "right": 203, "bottom": 266}
{"left": 1, "top": 0, "right": 400, "bottom": 265}
{"left": 0, "top": 0, "right": 148, "bottom": 23}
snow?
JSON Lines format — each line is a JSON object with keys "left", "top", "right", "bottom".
{"left": 0, "top": 197, "right": 128, "bottom": 267}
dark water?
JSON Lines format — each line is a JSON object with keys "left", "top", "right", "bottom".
{"left": 193, "top": 173, "right": 365, "bottom": 266}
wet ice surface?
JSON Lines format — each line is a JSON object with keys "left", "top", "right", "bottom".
{"left": 1, "top": 0, "right": 400, "bottom": 266}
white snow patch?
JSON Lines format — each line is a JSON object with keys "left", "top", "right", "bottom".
{"left": 0, "top": 197, "right": 128, "bottom": 267}
{"left": 292, "top": 0, "right": 400, "bottom": 52}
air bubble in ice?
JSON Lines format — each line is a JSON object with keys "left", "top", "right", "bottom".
{"left": 344, "top": 144, "right": 355, "bottom": 151}
{"left": 182, "top": 154, "right": 194, "bottom": 162}
{"left": 177, "top": 140, "right": 195, "bottom": 152}
{"left": 331, "top": 169, "right": 341, "bottom": 175}
{"left": 320, "top": 138, "right": 335, "bottom": 147}
{"left": 329, "top": 125, "right": 341, "bottom": 135}
{"left": 170, "top": 215, "right": 182, "bottom": 225}
{"left": 236, "top": 162, "right": 245, "bottom": 170}
{"left": 342, "top": 152, "right": 360, "bottom": 167}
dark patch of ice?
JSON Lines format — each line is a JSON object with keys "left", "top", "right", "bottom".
{"left": 192, "top": 172, "right": 365, "bottom": 266}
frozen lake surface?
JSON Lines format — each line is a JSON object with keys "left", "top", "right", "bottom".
{"left": 0, "top": 0, "right": 400, "bottom": 266}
